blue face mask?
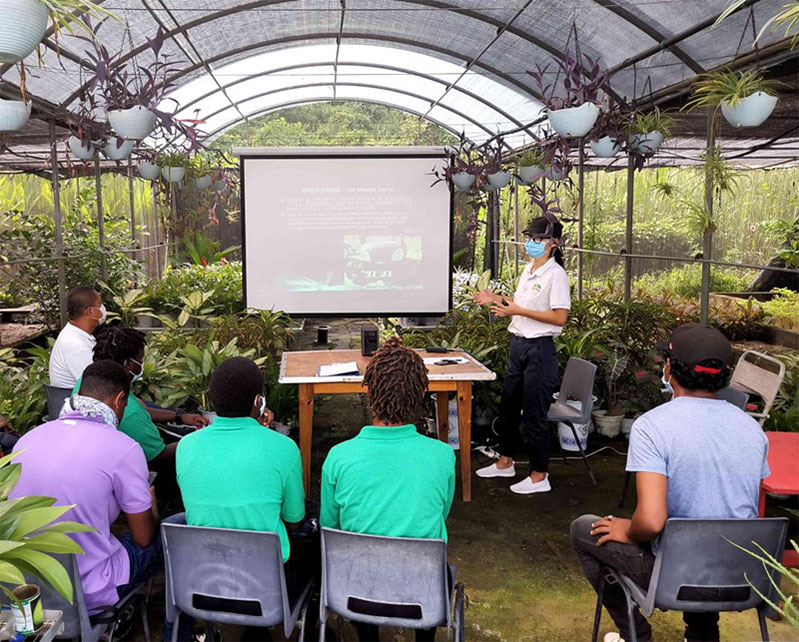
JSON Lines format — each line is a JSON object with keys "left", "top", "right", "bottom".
{"left": 525, "top": 238, "right": 548, "bottom": 259}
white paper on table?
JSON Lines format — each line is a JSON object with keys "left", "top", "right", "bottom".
{"left": 317, "top": 361, "right": 360, "bottom": 377}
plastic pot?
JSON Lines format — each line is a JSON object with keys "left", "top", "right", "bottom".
{"left": 161, "top": 166, "right": 185, "bottom": 183}
{"left": 210, "top": 178, "right": 226, "bottom": 192}
{"left": 629, "top": 130, "right": 663, "bottom": 155}
{"left": 195, "top": 175, "right": 212, "bottom": 190}
{"left": 720, "top": 91, "right": 778, "bottom": 128}
{"left": 107, "top": 106, "right": 157, "bottom": 140}
{"left": 487, "top": 171, "right": 511, "bottom": 188}
{"left": 593, "top": 410, "right": 623, "bottom": 438}
{"left": 547, "top": 165, "right": 569, "bottom": 181}
{"left": 547, "top": 102, "right": 600, "bottom": 138}
{"left": 137, "top": 162, "right": 161, "bottom": 180}
{"left": 621, "top": 416, "right": 636, "bottom": 437}
{"left": 451, "top": 172, "right": 475, "bottom": 191}
{"left": 0, "top": 98, "right": 30, "bottom": 131}
{"left": 68, "top": 136, "right": 97, "bottom": 160}
{"left": 0, "top": 0, "right": 49, "bottom": 64}
{"left": 590, "top": 136, "right": 621, "bottom": 158}
{"left": 102, "top": 139, "right": 135, "bottom": 161}
{"left": 518, "top": 165, "right": 546, "bottom": 183}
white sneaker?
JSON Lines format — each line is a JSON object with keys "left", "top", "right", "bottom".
{"left": 475, "top": 461, "right": 516, "bottom": 478}
{"left": 604, "top": 633, "right": 625, "bottom": 642}
{"left": 509, "top": 474, "right": 551, "bottom": 494}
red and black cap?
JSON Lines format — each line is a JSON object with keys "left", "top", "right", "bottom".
{"left": 656, "top": 323, "right": 732, "bottom": 374}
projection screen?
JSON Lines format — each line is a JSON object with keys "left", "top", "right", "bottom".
{"left": 237, "top": 147, "right": 453, "bottom": 316}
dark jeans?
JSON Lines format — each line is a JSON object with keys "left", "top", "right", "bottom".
{"left": 570, "top": 515, "right": 720, "bottom": 642}
{"left": 116, "top": 530, "right": 164, "bottom": 597}
{"left": 497, "top": 335, "right": 558, "bottom": 473}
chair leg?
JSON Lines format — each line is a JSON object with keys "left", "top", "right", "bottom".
{"left": 206, "top": 621, "right": 215, "bottom": 642}
{"left": 171, "top": 612, "right": 181, "bottom": 642}
{"left": 454, "top": 582, "right": 465, "bottom": 642}
{"left": 141, "top": 597, "right": 151, "bottom": 642}
{"left": 758, "top": 607, "right": 770, "bottom": 642}
{"left": 107, "top": 621, "right": 117, "bottom": 642}
{"left": 568, "top": 421, "right": 597, "bottom": 486}
{"left": 618, "top": 471, "right": 632, "bottom": 508}
{"left": 591, "top": 572, "right": 606, "bottom": 642}
{"left": 554, "top": 421, "right": 569, "bottom": 465}
{"left": 625, "top": 597, "right": 638, "bottom": 642}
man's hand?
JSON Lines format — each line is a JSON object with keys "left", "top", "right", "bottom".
{"left": 490, "top": 301, "right": 520, "bottom": 318}
{"left": 181, "top": 413, "right": 209, "bottom": 428}
{"left": 258, "top": 408, "right": 275, "bottom": 427}
{"left": 473, "top": 289, "right": 497, "bottom": 305}
{"left": 590, "top": 516, "right": 634, "bottom": 546}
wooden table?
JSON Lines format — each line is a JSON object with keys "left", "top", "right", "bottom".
{"left": 758, "top": 431, "right": 799, "bottom": 567}
{"left": 279, "top": 349, "right": 496, "bottom": 501}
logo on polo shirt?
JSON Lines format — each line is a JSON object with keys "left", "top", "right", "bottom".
{"left": 530, "top": 283, "right": 543, "bottom": 296}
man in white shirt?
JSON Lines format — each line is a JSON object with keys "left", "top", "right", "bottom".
{"left": 49, "top": 286, "right": 106, "bottom": 388}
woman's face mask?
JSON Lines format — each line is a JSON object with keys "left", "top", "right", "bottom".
{"left": 525, "top": 238, "right": 549, "bottom": 259}
{"left": 661, "top": 364, "right": 674, "bottom": 397}
{"left": 128, "top": 358, "right": 144, "bottom": 383}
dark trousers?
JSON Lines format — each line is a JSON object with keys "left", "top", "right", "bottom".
{"left": 497, "top": 335, "right": 558, "bottom": 473}
{"left": 116, "top": 530, "right": 164, "bottom": 598}
{"left": 570, "top": 515, "right": 720, "bottom": 642}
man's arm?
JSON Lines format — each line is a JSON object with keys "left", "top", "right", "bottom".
{"left": 125, "top": 487, "right": 159, "bottom": 548}
{"left": 281, "top": 448, "right": 306, "bottom": 532}
{"left": 591, "top": 472, "right": 667, "bottom": 545}
{"left": 320, "top": 460, "right": 341, "bottom": 530}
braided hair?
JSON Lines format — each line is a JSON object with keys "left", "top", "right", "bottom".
{"left": 364, "top": 336, "right": 428, "bottom": 425}
{"left": 93, "top": 324, "right": 146, "bottom": 365}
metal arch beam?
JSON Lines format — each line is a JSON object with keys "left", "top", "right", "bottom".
{"left": 174, "top": 61, "right": 533, "bottom": 133}
{"left": 591, "top": 0, "right": 704, "bottom": 74}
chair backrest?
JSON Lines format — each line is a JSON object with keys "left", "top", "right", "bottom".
{"left": 730, "top": 351, "right": 786, "bottom": 425}
{"left": 44, "top": 384, "right": 72, "bottom": 421}
{"left": 557, "top": 358, "right": 597, "bottom": 423}
{"left": 651, "top": 517, "right": 789, "bottom": 613}
{"left": 161, "top": 523, "right": 290, "bottom": 630}
{"left": 715, "top": 385, "right": 748, "bottom": 410}
{"left": 320, "top": 527, "right": 450, "bottom": 630}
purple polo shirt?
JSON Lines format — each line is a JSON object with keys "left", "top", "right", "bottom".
{"left": 10, "top": 412, "right": 151, "bottom": 610}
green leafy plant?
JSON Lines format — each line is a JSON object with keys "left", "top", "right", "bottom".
{"left": 263, "top": 359, "right": 298, "bottom": 425}
{"left": 102, "top": 286, "right": 153, "bottom": 327}
{"left": 143, "top": 262, "right": 244, "bottom": 316}
{"left": 157, "top": 150, "right": 191, "bottom": 169}
{"left": 41, "top": 0, "right": 119, "bottom": 37}
{"left": 182, "top": 232, "right": 237, "bottom": 266}
{"left": 685, "top": 69, "right": 781, "bottom": 111}
{"left": 0, "top": 343, "right": 52, "bottom": 434}
{"left": 715, "top": 1, "right": 799, "bottom": 48}
{"left": 626, "top": 107, "right": 676, "bottom": 137}
{"left": 761, "top": 288, "right": 799, "bottom": 330}
{"left": 595, "top": 345, "right": 629, "bottom": 415}
{"left": 516, "top": 148, "right": 547, "bottom": 168}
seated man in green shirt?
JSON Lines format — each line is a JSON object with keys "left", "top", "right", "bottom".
{"left": 321, "top": 337, "right": 456, "bottom": 641}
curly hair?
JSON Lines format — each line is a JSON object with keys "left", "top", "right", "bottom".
{"left": 364, "top": 336, "right": 428, "bottom": 425}
{"left": 93, "top": 324, "right": 146, "bottom": 365}
{"left": 670, "top": 357, "right": 730, "bottom": 392}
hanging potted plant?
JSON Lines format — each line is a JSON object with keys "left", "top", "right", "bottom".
{"left": 188, "top": 153, "right": 215, "bottom": 189}
{"left": 626, "top": 107, "right": 675, "bottom": 156}
{"left": 484, "top": 138, "right": 511, "bottom": 188}
{"left": 685, "top": 68, "right": 781, "bottom": 128}
{"left": 159, "top": 149, "right": 190, "bottom": 183}
{"left": 135, "top": 148, "right": 160, "bottom": 180}
{"left": 515, "top": 147, "right": 548, "bottom": 184}
{"left": 102, "top": 134, "right": 134, "bottom": 160}
{"left": 0, "top": 90, "right": 31, "bottom": 132}
{"left": 65, "top": 94, "right": 104, "bottom": 160}
{"left": 431, "top": 135, "right": 484, "bottom": 191}
{"left": 588, "top": 106, "right": 626, "bottom": 158}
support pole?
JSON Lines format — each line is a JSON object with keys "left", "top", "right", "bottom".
{"left": 513, "top": 182, "right": 520, "bottom": 278}
{"left": 94, "top": 159, "right": 107, "bottom": 282}
{"left": 577, "top": 140, "right": 585, "bottom": 301}
{"left": 484, "top": 193, "right": 494, "bottom": 276}
{"left": 700, "top": 112, "right": 716, "bottom": 326}
{"left": 624, "top": 154, "right": 634, "bottom": 301}
{"left": 493, "top": 190, "right": 501, "bottom": 277}
{"left": 127, "top": 158, "right": 136, "bottom": 243}
{"left": 49, "top": 122, "right": 67, "bottom": 327}
{"left": 153, "top": 186, "right": 162, "bottom": 279}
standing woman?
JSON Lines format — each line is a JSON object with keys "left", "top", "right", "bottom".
{"left": 473, "top": 215, "right": 570, "bottom": 494}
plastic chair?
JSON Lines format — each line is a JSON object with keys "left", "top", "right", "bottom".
{"left": 319, "top": 527, "right": 464, "bottom": 642}
{"left": 161, "top": 522, "right": 312, "bottom": 642}
{"left": 44, "top": 384, "right": 72, "bottom": 421}
{"left": 26, "top": 552, "right": 151, "bottom": 642}
{"left": 730, "top": 351, "right": 786, "bottom": 425}
{"left": 547, "top": 357, "right": 598, "bottom": 486}
{"left": 591, "top": 517, "right": 789, "bottom": 642}
{"left": 715, "top": 385, "right": 749, "bottom": 410}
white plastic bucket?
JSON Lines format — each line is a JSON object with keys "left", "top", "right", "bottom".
{"left": 434, "top": 395, "right": 460, "bottom": 451}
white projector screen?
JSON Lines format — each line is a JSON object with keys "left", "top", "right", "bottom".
{"left": 238, "top": 147, "right": 453, "bottom": 316}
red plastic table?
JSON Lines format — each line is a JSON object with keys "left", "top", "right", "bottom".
{"left": 758, "top": 432, "right": 799, "bottom": 567}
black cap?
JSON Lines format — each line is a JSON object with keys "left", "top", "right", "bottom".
{"left": 656, "top": 323, "right": 732, "bottom": 373}
{"left": 523, "top": 216, "right": 563, "bottom": 239}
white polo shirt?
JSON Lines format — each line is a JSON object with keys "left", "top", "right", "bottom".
{"left": 507, "top": 258, "right": 571, "bottom": 339}
{"left": 49, "top": 322, "right": 96, "bottom": 388}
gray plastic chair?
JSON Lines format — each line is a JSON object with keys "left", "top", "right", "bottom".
{"left": 715, "top": 385, "right": 749, "bottom": 410}
{"left": 44, "top": 384, "right": 72, "bottom": 421}
{"left": 161, "top": 522, "right": 312, "bottom": 642}
{"left": 26, "top": 552, "right": 151, "bottom": 642}
{"left": 319, "top": 527, "right": 464, "bottom": 642}
{"left": 591, "top": 517, "right": 789, "bottom": 642}
{"left": 547, "top": 357, "right": 598, "bottom": 486}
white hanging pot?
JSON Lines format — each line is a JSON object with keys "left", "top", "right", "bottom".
{"left": 107, "top": 106, "right": 157, "bottom": 140}
{"left": 518, "top": 165, "right": 546, "bottom": 183}
{"left": 487, "top": 171, "right": 511, "bottom": 188}
{"left": 0, "top": 0, "right": 49, "bottom": 64}
{"left": 451, "top": 172, "right": 475, "bottom": 191}
{"left": 161, "top": 166, "right": 185, "bottom": 183}
{"left": 720, "top": 91, "right": 778, "bottom": 128}
{"left": 590, "top": 136, "right": 621, "bottom": 158}
{"left": 138, "top": 162, "right": 161, "bottom": 180}
{"left": 547, "top": 102, "right": 600, "bottom": 138}
{"left": 67, "top": 136, "right": 97, "bottom": 160}
{"left": 0, "top": 98, "right": 30, "bottom": 131}
{"left": 195, "top": 174, "right": 212, "bottom": 190}
{"left": 548, "top": 165, "right": 569, "bottom": 181}
{"left": 210, "top": 178, "right": 226, "bottom": 192}
{"left": 102, "top": 139, "right": 134, "bottom": 161}
{"left": 630, "top": 130, "right": 663, "bottom": 155}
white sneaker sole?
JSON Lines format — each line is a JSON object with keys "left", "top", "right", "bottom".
{"left": 509, "top": 480, "right": 552, "bottom": 494}
{"left": 475, "top": 465, "right": 516, "bottom": 478}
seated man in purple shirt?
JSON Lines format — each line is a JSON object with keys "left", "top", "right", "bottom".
{"left": 11, "top": 360, "right": 161, "bottom": 611}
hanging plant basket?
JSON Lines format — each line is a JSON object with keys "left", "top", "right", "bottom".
{"left": 138, "top": 162, "right": 161, "bottom": 180}
{"left": 161, "top": 166, "right": 185, "bottom": 183}
{"left": 68, "top": 136, "right": 97, "bottom": 160}
{"left": 195, "top": 174, "right": 212, "bottom": 190}
{"left": 0, "top": 0, "right": 48, "bottom": 64}
{"left": 629, "top": 131, "right": 663, "bottom": 156}
{"left": 451, "top": 172, "right": 475, "bottom": 191}
{"left": 547, "top": 102, "right": 600, "bottom": 138}
{"left": 107, "top": 106, "right": 158, "bottom": 140}
{"left": 210, "top": 178, "right": 226, "bottom": 192}
{"left": 518, "top": 165, "right": 546, "bottom": 184}
{"left": 720, "top": 91, "right": 778, "bottom": 128}
{"left": 0, "top": 98, "right": 31, "bottom": 131}
{"left": 103, "top": 139, "right": 134, "bottom": 160}
{"left": 590, "top": 136, "right": 621, "bottom": 158}
{"left": 487, "top": 171, "right": 511, "bottom": 188}
{"left": 547, "top": 165, "right": 569, "bottom": 181}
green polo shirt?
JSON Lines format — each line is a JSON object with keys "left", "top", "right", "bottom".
{"left": 176, "top": 415, "right": 306, "bottom": 562}
{"left": 73, "top": 378, "right": 166, "bottom": 462}
{"left": 321, "top": 424, "right": 456, "bottom": 541}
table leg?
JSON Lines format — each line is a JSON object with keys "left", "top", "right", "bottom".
{"left": 436, "top": 392, "right": 448, "bottom": 443}
{"left": 299, "top": 384, "right": 314, "bottom": 495}
{"left": 457, "top": 381, "right": 472, "bottom": 502}
{"left": 758, "top": 485, "right": 766, "bottom": 518}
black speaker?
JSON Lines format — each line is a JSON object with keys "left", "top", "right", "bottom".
{"left": 361, "top": 325, "right": 380, "bottom": 357}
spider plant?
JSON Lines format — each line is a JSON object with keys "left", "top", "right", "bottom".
{"left": 42, "top": 0, "right": 118, "bottom": 37}
{"left": 685, "top": 69, "right": 782, "bottom": 111}
{"left": 715, "top": 1, "right": 799, "bottom": 48}
{"left": 626, "top": 107, "right": 676, "bottom": 136}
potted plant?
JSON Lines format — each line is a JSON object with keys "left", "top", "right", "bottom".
{"left": 593, "top": 346, "right": 628, "bottom": 437}
{"left": 516, "top": 147, "right": 548, "bottom": 183}
{"left": 483, "top": 139, "right": 510, "bottom": 188}
{"left": 0, "top": 93, "right": 31, "bottom": 132}
{"left": 158, "top": 149, "right": 190, "bottom": 182}
{"left": 188, "top": 153, "right": 216, "bottom": 189}
{"left": 102, "top": 135, "right": 134, "bottom": 160}
{"left": 627, "top": 107, "right": 675, "bottom": 156}
{"left": 685, "top": 68, "right": 780, "bottom": 128}
{"left": 589, "top": 105, "right": 626, "bottom": 158}
{"left": 66, "top": 95, "right": 104, "bottom": 160}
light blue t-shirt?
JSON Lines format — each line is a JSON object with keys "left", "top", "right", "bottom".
{"left": 627, "top": 396, "right": 770, "bottom": 547}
